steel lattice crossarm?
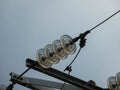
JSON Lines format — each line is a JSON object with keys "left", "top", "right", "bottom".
{"left": 9, "top": 72, "right": 84, "bottom": 90}
{"left": 26, "top": 58, "right": 106, "bottom": 90}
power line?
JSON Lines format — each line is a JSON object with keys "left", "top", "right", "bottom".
{"left": 64, "top": 47, "right": 82, "bottom": 71}
{"left": 61, "top": 10, "right": 120, "bottom": 90}
{"left": 7, "top": 10, "right": 120, "bottom": 90}
{"left": 89, "top": 10, "right": 120, "bottom": 31}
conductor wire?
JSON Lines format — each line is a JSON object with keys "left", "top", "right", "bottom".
{"left": 64, "top": 47, "right": 82, "bottom": 71}
{"left": 61, "top": 10, "right": 120, "bottom": 90}
{"left": 89, "top": 10, "right": 120, "bottom": 31}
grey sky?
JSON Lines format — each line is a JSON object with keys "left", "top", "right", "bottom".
{"left": 0, "top": 0, "right": 120, "bottom": 90}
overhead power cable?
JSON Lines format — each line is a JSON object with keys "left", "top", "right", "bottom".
{"left": 61, "top": 10, "right": 120, "bottom": 90}
{"left": 67, "top": 10, "right": 120, "bottom": 69}
{"left": 7, "top": 10, "right": 120, "bottom": 90}
{"left": 90, "top": 10, "right": 120, "bottom": 31}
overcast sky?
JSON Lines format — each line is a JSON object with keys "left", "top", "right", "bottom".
{"left": 0, "top": 0, "right": 120, "bottom": 90}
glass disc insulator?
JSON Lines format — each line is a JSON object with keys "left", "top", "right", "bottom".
{"left": 107, "top": 76, "right": 117, "bottom": 90}
{"left": 116, "top": 72, "right": 120, "bottom": 86}
{"left": 36, "top": 49, "right": 52, "bottom": 68}
{"left": 44, "top": 44, "right": 60, "bottom": 64}
{"left": 60, "top": 35, "right": 76, "bottom": 54}
{"left": 52, "top": 40, "right": 68, "bottom": 60}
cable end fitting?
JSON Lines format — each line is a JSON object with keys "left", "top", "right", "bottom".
{"left": 64, "top": 66, "right": 72, "bottom": 72}
{"left": 79, "top": 30, "right": 91, "bottom": 39}
{"left": 72, "top": 30, "right": 91, "bottom": 43}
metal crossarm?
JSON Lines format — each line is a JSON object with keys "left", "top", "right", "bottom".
{"left": 26, "top": 58, "right": 104, "bottom": 90}
{"left": 9, "top": 72, "right": 83, "bottom": 90}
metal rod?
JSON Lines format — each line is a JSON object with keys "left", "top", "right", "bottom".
{"left": 16, "top": 67, "right": 31, "bottom": 79}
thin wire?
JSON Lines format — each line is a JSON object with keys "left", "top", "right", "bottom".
{"left": 60, "top": 47, "right": 81, "bottom": 90}
{"left": 60, "top": 10, "right": 120, "bottom": 90}
{"left": 69, "top": 10, "right": 120, "bottom": 67}
{"left": 89, "top": 10, "right": 120, "bottom": 31}
{"left": 61, "top": 47, "right": 81, "bottom": 90}
{"left": 8, "top": 10, "right": 119, "bottom": 90}
{"left": 64, "top": 47, "right": 81, "bottom": 70}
